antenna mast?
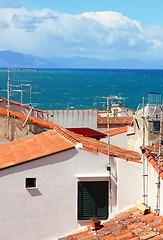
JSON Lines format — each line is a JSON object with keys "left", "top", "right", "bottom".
{"left": 105, "top": 95, "right": 125, "bottom": 215}
{"left": 142, "top": 97, "right": 148, "bottom": 205}
{"left": 6, "top": 68, "right": 10, "bottom": 139}
{"left": 5, "top": 68, "right": 38, "bottom": 140}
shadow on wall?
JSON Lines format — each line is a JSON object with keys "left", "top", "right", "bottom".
{"left": 27, "top": 188, "right": 42, "bottom": 197}
{"left": 0, "top": 147, "right": 78, "bottom": 177}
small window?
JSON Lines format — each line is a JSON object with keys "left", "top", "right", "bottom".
{"left": 25, "top": 178, "right": 36, "bottom": 189}
{"left": 153, "top": 121, "right": 160, "bottom": 132}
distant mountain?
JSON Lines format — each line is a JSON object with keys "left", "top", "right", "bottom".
{"left": 0, "top": 50, "right": 163, "bottom": 69}
{"left": 0, "top": 50, "right": 57, "bottom": 68}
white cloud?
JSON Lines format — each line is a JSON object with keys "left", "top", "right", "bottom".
{"left": 0, "top": 7, "right": 162, "bottom": 59}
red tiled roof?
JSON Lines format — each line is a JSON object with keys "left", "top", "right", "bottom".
{"left": 67, "top": 128, "right": 107, "bottom": 139}
{"left": 103, "top": 125, "right": 128, "bottom": 136}
{"left": 0, "top": 124, "right": 141, "bottom": 170}
{"left": 0, "top": 130, "right": 75, "bottom": 170}
{"left": 0, "top": 107, "right": 57, "bottom": 129}
{"left": 144, "top": 146, "right": 163, "bottom": 179}
{"left": 61, "top": 128, "right": 141, "bottom": 163}
{"left": 97, "top": 116, "right": 133, "bottom": 125}
{"left": 59, "top": 207, "right": 163, "bottom": 240}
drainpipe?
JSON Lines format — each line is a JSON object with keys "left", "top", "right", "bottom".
{"left": 142, "top": 97, "right": 147, "bottom": 205}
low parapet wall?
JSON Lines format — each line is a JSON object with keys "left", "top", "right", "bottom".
{"left": 47, "top": 109, "right": 97, "bottom": 129}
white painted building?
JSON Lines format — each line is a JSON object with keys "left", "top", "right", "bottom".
{"left": 0, "top": 126, "right": 142, "bottom": 240}
{"left": 47, "top": 109, "right": 97, "bottom": 129}
{"left": 98, "top": 106, "right": 135, "bottom": 118}
{"left": 101, "top": 125, "right": 129, "bottom": 149}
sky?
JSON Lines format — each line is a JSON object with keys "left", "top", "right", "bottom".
{"left": 0, "top": 0, "right": 163, "bottom": 60}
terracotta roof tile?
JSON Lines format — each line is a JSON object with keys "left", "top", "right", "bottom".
{"left": 0, "top": 130, "right": 75, "bottom": 170}
{"left": 103, "top": 125, "right": 129, "bottom": 137}
{"left": 144, "top": 146, "right": 163, "bottom": 179}
{"left": 0, "top": 107, "right": 57, "bottom": 129}
{"left": 60, "top": 128, "right": 141, "bottom": 163}
{"left": 0, "top": 120, "right": 140, "bottom": 169}
{"left": 59, "top": 207, "right": 163, "bottom": 240}
{"left": 97, "top": 116, "right": 133, "bottom": 125}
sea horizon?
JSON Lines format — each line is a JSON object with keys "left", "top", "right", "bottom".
{"left": 0, "top": 68, "right": 162, "bottom": 111}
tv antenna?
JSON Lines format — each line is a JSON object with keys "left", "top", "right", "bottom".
{"left": 100, "top": 95, "right": 125, "bottom": 215}
{"left": 6, "top": 68, "right": 38, "bottom": 139}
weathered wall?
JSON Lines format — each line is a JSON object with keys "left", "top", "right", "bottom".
{"left": 0, "top": 114, "right": 48, "bottom": 143}
{"left": 128, "top": 105, "right": 163, "bottom": 153}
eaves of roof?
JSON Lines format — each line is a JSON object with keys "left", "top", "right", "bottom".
{"left": 0, "top": 123, "right": 141, "bottom": 170}
{"left": 104, "top": 125, "right": 128, "bottom": 137}
{"left": 144, "top": 146, "right": 163, "bottom": 179}
{"left": 62, "top": 128, "right": 141, "bottom": 163}
{"left": 59, "top": 207, "right": 163, "bottom": 240}
{"left": 0, "top": 129, "right": 75, "bottom": 170}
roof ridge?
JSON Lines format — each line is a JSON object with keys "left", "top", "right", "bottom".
{"left": 56, "top": 127, "right": 141, "bottom": 162}
{"left": 53, "top": 126, "right": 79, "bottom": 146}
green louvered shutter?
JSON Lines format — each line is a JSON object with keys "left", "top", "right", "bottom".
{"left": 78, "top": 181, "right": 108, "bottom": 220}
{"left": 95, "top": 181, "right": 108, "bottom": 219}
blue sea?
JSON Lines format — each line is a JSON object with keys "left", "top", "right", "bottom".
{"left": 0, "top": 68, "right": 163, "bottom": 111}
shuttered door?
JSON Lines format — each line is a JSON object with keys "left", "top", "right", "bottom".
{"left": 78, "top": 181, "right": 108, "bottom": 220}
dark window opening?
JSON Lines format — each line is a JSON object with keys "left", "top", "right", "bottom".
{"left": 78, "top": 181, "right": 108, "bottom": 220}
{"left": 26, "top": 178, "right": 36, "bottom": 188}
{"left": 153, "top": 121, "right": 160, "bottom": 132}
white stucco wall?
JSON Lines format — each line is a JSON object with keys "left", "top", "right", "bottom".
{"left": 110, "top": 132, "right": 127, "bottom": 148}
{"left": 101, "top": 132, "right": 127, "bottom": 149}
{"left": 117, "top": 159, "right": 142, "bottom": 212}
{"left": 0, "top": 147, "right": 142, "bottom": 240}
{"left": 47, "top": 109, "right": 97, "bottom": 129}
{"left": 0, "top": 148, "right": 110, "bottom": 240}
{"left": 148, "top": 163, "right": 163, "bottom": 216}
